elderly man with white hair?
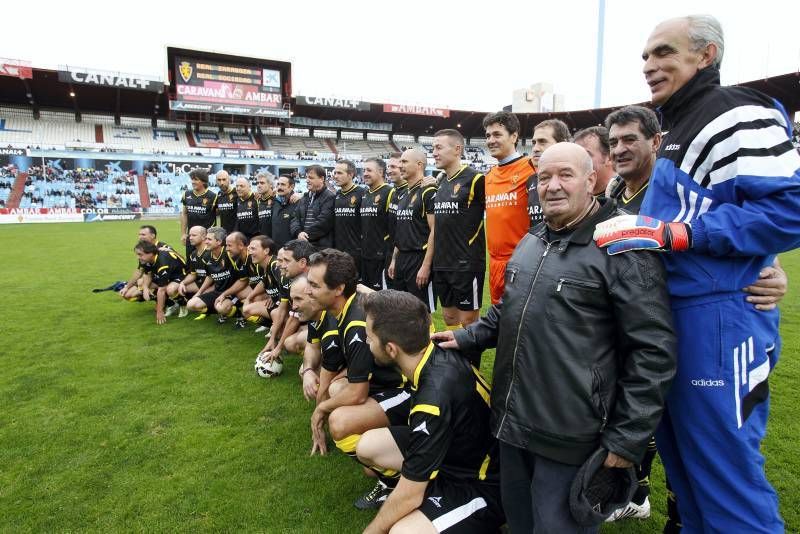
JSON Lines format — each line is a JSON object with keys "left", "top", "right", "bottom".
{"left": 594, "top": 14, "right": 800, "bottom": 532}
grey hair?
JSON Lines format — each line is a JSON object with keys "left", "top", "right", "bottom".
{"left": 686, "top": 15, "right": 724, "bottom": 69}
{"left": 207, "top": 226, "right": 227, "bottom": 243}
{"left": 256, "top": 171, "right": 275, "bottom": 185}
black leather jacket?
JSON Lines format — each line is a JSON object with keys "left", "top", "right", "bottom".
{"left": 455, "top": 199, "right": 677, "bottom": 465}
{"left": 291, "top": 187, "right": 335, "bottom": 248}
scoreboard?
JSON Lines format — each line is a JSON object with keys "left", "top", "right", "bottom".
{"left": 167, "top": 48, "right": 291, "bottom": 118}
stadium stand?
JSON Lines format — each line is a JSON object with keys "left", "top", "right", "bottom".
{"left": 145, "top": 171, "right": 190, "bottom": 210}
{"left": 19, "top": 166, "right": 141, "bottom": 209}
{"left": 0, "top": 165, "right": 16, "bottom": 208}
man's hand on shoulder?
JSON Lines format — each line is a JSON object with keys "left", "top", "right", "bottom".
{"left": 430, "top": 330, "right": 459, "bottom": 349}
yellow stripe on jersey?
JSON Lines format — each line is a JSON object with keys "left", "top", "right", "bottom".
{"left": 343, "top": 320, "right": 366, "bottom": 339}
{"left": 471, "top": 366, "right": 491, "bottom": 392}
{"left": 478, "top": 454, "right": 491, "bottom": 481}
{"left": 429, "top": 470, "right": 439, "bottom": 480}
{"left": 385, "top": 188, "right": 395, "bottom": 212}
{"left": 412, "top": 343, "right": 435, "bottom": 388}
{"left": 467, "top": 173, "right": 484, "bottom": 208}
{"left": 475, "top": 382, "right": 491, "bottom": 406}
{"left": 421, "top": 187, "right": 437, "bottom": 216}
{"left": 321, "top": 330, "right": 338, "bottom": 340}
{"left": 337, "top": 293, "right": 357, "bottom": 326}
{"left": 468, "top": 220, "right": 484, "bottom": 246}
{"left": 410, "top": 404, "right": 440, "bottom": 417}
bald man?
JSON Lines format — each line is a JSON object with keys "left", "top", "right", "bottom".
{"left": 387, "top": 148, "right": 437, "bottom": 313}
{"left": 435, "top": 143, "right": 676, "bottom": 533}
{"left": 178, "top": 225, "right": 210, "bottom": 299}
{"left": 234, "top": 177, "right": 259, "bottom": 240}
{"left": 215, "top": 170, "right": 238, "bottom": 233}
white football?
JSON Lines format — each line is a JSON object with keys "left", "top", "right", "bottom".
{"left": 255, "top": 354, "right": 283, "bottom": 378}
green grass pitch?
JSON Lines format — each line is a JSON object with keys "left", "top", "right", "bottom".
{"left": 1, "top": 220, "right": 797, "bottom": 532}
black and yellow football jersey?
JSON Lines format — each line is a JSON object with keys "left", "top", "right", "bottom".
{"left": 216, "top": 186, "right": 238, "bottom": 233}
{"left": 182, "top": 189, "right": 217, "bottom": 229}
{"left": 148, "top": 250, "right": 187, "bottom": 287}
{"left": 334, "top": 184, "right": 364, "bottom": 259}
{"left": 433, "top": 165, "right": 485, "bottom": 272}
{"left": 320, "top": 293, "right": 405, "bottom": 390}
{"left": 204, "top": 246, "right": 247, "bottom": 292}
{"left": 402, "top": 343, "right": 499, "bottom": 484}
{"left": 256, "top": 193, "right": 274, "bottom": 237}
{"left": 360, "top": 183, "right": 393, "bottom": 261}
{"left": 234, "top": 192, "right": 259, "bottom": 238}
{"left": 394, "top": 181, "right": 436, "bottom": 252}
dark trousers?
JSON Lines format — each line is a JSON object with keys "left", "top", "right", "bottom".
{"left": 500, "top": 442, "right": 599, "bottom": 534}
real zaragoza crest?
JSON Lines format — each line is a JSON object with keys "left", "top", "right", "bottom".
{"left": 179, "top": 62, "right": 193, "bottom": 83}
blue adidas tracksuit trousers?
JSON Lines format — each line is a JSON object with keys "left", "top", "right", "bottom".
{"left": 655, "top": 292, "right": 784, "bottom": 533}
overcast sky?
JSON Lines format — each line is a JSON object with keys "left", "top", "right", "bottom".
{"left": 4, "top": 0, "right": 799, "bottom": 112}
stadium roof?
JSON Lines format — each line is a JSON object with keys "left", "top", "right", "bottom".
{"left": 1, "top": 66, "right": 797, "bottom": 138}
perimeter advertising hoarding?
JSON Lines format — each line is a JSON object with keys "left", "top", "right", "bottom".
{"left": 171, "top": 57, "right": 289, "bottom": 117}
{"left": 57, "top": 68, "right": 163, "bottom": 92}
{"left": 382, "top": 103, "right": 450, "bottom": 118}
{"left": 297, "top": 96, "right": 371, "bottom": 111}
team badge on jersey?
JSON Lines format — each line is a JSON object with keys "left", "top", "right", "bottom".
{"left": 179, "top": 62, "right": 193, "bottom": 83}
{"left": 350, "top": 195, "right": 357, "bottom": 206}
{"left": 511, "top": 174, "right": 519, "bottom": 185}
{"left": 411, "top": 193, "right": 418, "bottom": 204}
{"left": 374, "top": 194, "right": 381, "bottom": 205}
{"left": 453, "top": 183, "right": 461, "bottom": 196}
{"left": 248, "top": 201, "right": 252, "bottom": 208}
{"left": 202, "top": 198, "right": 208, "bottom": 205}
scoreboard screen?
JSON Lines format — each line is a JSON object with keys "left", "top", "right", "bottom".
{"left": 167, "top": 49, "right": 291, "bottom": 118}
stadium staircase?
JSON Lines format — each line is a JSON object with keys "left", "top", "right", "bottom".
{"left": 325, "top": 139, "right": 338, "bottom": 156}
{"left": 390, "top": 140, "right": 402, "bottom": 154}
{"left": 186, "top": 128, "right": 197, "bottom": 148}
{"left": 6, "top": 172, "right": 28, "bottom": 208}
{"left": 138, "top": 175, "right": 151, "bottom": 208}
{"left": 95, "top": 125, "right": 103, "bottom": 143}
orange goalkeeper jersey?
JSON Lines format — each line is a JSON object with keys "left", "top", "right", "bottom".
{"left": 485, "top": 155, "right": 537, "bottom": 260}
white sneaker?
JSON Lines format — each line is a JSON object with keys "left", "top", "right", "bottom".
{"left": 255, "top": 325, "right": 268, "bottom": 333}
{"left": 605, "top": 496, "right": 651, "bottom": 522}
{"left": 178, "top": 306, "right": 188, "bottom": 318}
{"left": 164, "top": 303, "right": 180, "bottom": 317}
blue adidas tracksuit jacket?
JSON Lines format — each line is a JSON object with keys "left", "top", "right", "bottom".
{"left": 640, "top": 66, "right": 800, "bottom": 533}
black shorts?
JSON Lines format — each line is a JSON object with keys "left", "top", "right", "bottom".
{"left": 434, "top": 271, "right": 484, "bottom": 311}
{"left": 370, "top": 387, "right": 412, "bottom": 427}
{"left": 393, "top": 251, "right": 436, "bottom": 312}
{"left": 389, "top": 426, "right": 506, "bottom": 533}
{"left": 361, "top": 258, "right": 388, "bottom": 291}
{"left": 198, "top": 291, "right": 222, "bottom": 313}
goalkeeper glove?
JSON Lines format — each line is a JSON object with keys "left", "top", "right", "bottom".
{"left": 593, "top": 215, "right": 691, "bottom": 255}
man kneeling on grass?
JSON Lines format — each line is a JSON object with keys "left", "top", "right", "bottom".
{"left": 134, "top": 240, "right": 188, "bottom": 324}
{"left": 357, "top": 290, "right": 505, "bottom": 534}
{"left": 186, "top": 227, "right": 248, "bottom": 320}
{"left": 307, "top": 250, "right": 413, "bottom": 510}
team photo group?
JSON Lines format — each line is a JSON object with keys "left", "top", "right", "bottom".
{"left": 119, "top": 15, "right": 799, "bottom": 534}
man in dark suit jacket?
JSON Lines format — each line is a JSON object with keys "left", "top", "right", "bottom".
{"left": 292, "top": 164, "right": 335, "bottom": 249}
